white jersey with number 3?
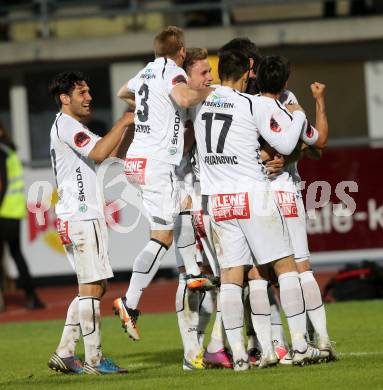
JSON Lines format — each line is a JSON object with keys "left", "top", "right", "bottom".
{"left": 125, "top": 57, "right": 188, "bottom": 165}
{"left": 194, "top": 86, "right": 306, "bottom": 195}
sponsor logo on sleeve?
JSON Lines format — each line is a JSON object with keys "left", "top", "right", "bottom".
{"left": 211, "top": 193, "right": 250, "bottom": 222}
{"left": 124, "top": 158, "right": 147, "bottom": 185}
{"left": 172, "top": 74, "right": 187, "bottom": 85}
{"left": 74, "top": 131, "right": 91, "bottom": 147}
{"left": 275, "top": 191, "right": 298, "bottom": 218}
{"left": 270, "top": 117, "right": 282, "bottom": 133}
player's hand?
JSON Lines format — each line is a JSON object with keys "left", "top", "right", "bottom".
{"left": 286, "top": 103, "right": 304, "bottom": 114}
{"left": 265, "top": 154, "right": 285, "bottom": 178}
{"left": 311, "top": 82, "right": 326, "bottom": 99}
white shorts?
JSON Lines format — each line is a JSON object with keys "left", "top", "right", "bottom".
{"left": 284, "top": 193, "right": 310, "bottom": 262}
{"left": 57, "top": 218, "right": 113, "bottom": 284}
{"left": 125, "top": 157, "right": 188, "bottom": 230}
{"left": 272, "top": 183, "right": 310, "bottom": 262}
{"left": 208, "top": 191, "right": 293, "bottom": 269}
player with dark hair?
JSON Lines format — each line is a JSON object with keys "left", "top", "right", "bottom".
{"left": 194, "top": 49, "right": 322, "bottom": 370}
{"left": 47, "top": 71, "right": 132, "bottom": 374}
{"left": 218, "top": 37, "right": 262, "bottom": 95}
{"left": 256, "top": 55, "right": 336, "bottom": 362}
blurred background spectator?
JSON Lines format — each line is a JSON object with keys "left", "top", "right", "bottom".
{"left": 0, "top": 120, "right": 45, "bottom": 311}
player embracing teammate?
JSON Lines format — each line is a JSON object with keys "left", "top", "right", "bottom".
{"left": 193, "top": 49, "right": 323, "bottom": 369}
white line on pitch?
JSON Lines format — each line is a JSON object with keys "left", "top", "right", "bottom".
{"left": 340, "top": 352, "right": 383, "bottom": 356}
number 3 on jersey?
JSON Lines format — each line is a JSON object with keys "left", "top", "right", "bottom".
{"left": 137, "top": 84, "right": 149, "bottom": 122}
{"left": 202, "top": 112, "right": 232, "bottom": 153}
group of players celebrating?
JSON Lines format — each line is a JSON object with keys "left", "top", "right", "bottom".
{"left": 47, "top": 25, "right": 336, "bottom": 375}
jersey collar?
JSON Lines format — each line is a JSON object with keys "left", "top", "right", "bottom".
{"left": 154, "top": 57, "right": 176, "bottom": 67}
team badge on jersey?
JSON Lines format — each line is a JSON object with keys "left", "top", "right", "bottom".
{"left": 192, "top": 210, "right": 207, "bottom": 238}
{"left": 56, "top": 218, "right": 72, "bottom": 245}
{"left": 275, "top": 191, "right": 298, "bottom": 218}
{"left": 211, "top": 193, "right": 250, "bottom": 222}
{"left": 270, "top": 117, "right": 282, "bottom": 133}
{"left": 124, "top": 158, "right": 147, "bottom": 185}
{"left": 74, "top": 131, "right": 91, "bottom": 147}
{"left": 305, "top": 122, "right": 314, "bottom": 138}
{"left": 172, "top": 74, "right": 187, "bottom": 85}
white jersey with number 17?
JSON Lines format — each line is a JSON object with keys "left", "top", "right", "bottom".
{"left": 125, "top": 57, "right": 188, "bottom": 166}
{"left": 194, "top": 86, "right": 306, "bottom": 195}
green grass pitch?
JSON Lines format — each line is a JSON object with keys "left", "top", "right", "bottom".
{"left": 1, "top": 300, "right": 383, "bottom": 389}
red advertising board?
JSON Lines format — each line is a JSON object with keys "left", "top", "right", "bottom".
{"left": 299, "top": 146, "right": 383, "bottom": 252}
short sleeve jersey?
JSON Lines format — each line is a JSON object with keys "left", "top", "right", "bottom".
{"left": 125, "top": 57, "right": 188, "bottom": 166}
{"left": 50, "top": 112, "right": 105, "bottom": 221}
{"left": 194, "top": 86, "right": 306, "bottom": 195}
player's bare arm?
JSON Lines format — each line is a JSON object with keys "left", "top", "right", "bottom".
{"left": 117, "top": 86, "right": 136, "bottom": 112}
{"left": 88, "top": 111, "right": 134, "bottom": 162}
{"left": 299, "top": 82, "right": 329, "bottom": 160}
{"left": 311, "top": 82, "right": 328, "bottom": 149}
{"left": 183, "top": 119, "right": 195, "bottom": 156}
{"left": 171, "top": 83, "right": 212, "bottom": 108}
{"left": 110, "top": 121, "right": 135, "bottom": 159}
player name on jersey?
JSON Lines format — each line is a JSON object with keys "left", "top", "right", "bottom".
{"left": 135, "top": 124, "right": 151, "bottom": 134}
{"left": 204, "top": 155, "right": 238, "bottom": 165}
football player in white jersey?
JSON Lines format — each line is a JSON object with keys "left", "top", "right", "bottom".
{"left": 194, "top": 50, "right": 322, "bottom": 370}
{"left": 174, "top": 47, "right": 211, "bottom": 370}
{"left": 256, "top": 56, "right": 336, "bottom": 362}
{"left": 216, "top": 38, "right": 289, "bottom": 365}
{"left": 216, "top": 38, "right": 290, "bottom": 366}
{"left": 174, "top": 48, "right": 233, "bottom": 370}
{"left": 113, "top": 27, "right": 212, "bottom": 341}
{"left": 47, "top": 71, "right": 132, "bottom": 374}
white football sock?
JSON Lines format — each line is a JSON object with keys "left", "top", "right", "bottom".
{"left": 268, "top": 288, "right": 287, "bottom": 347}
{"left": 278, "top": 272, "right": 307, "bottom": 352}
{"left": 56, "top": 296, "right": 80, "bottom": 358}
{"left": 206, "top": 290, "right": 225, "bottom": 353}
{"left": 300, "top": 270, "right": 329, "bottom": 339}
{"left": 125, "top": 239, "right": 168, "bottom": 309}
{"left": 176, "top": 273, "right": 201, "bottom": 361}
{"left": 174, "top": 212, "right": 200, "bottom": 276}
{"left": 243, "top": 284, "right": 258, "bottom": 351}
{"left": 79, "top": 296, "right": 101, "bottom": 367}
{"left": 270, "top": 304, "right": 287, "bottom": 347}
{"left": 197, "top": 289, "right": 216, "bottom": 346}
{"left": 249, "top": 279, "right": 273, "bottom": 355}
{"left": 220, "top": 283, "right": 247, "bottom": 362}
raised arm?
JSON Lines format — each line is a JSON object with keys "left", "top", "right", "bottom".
{"left": 311, "top": 82, "right": 328, "bottom": 149}
{"left": 88, "top": 112, "right": 134, "bottom": 162}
